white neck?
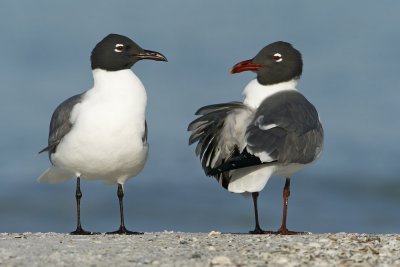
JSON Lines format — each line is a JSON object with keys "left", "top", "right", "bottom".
{"left": 92, "top": 68, "right": 143, "bottom": 90}
{"left": 90, "top": 68, "right": 147, "bottom": 115}
{"left": 242, "top": 79, "right": 298, "bottom": 109}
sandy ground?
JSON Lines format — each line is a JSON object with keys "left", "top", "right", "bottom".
{"left": 0, "top": 232, "right": 399, "bottom": 267}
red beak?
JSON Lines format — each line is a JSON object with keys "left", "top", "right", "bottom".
{"left": 230, "top": 59, "right": 262, "bottom": 74}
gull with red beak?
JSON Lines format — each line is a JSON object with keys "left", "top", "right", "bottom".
{"left": 38, "top": 34, "right": 167, "bottom": 235}
{"left": 188, "top": 41, "right": 323, "bottom": 234}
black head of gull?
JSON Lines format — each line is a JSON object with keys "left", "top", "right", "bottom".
{"left": 230, "top": 41, "right": 302, "bottom": 85}
{"left": 91, "top": 33, "right": 167, "bottom": 71}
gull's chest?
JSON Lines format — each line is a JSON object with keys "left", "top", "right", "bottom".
{"left": 79, "top": 90, "right": 144, "bottom": 130}
{"left": 67, "top": 82, "right": 148, "bottom": 153}
{"left": 51, "top": 70, "right": 149, "bottom": 180}
{"left": 72, "top": 69, "right": 147, "bottom": 133}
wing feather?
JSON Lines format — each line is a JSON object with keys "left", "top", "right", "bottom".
{"left": 188, "top": 102, "right": 253, "bottom": 185}
{"left": 39, "top": 93, "right": 84, "bottom": 158}
{"left": 188, "top": 91, "right": 323, "bottom": 189}
{"left": 246, "top": 90, "right": 323, "bottom": 164}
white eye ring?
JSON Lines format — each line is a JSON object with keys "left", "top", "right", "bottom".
{"left": 114, "top": 44, "right": 124, "bottom": 53}
{"left": 273, "top": 53, "right": 283, "bottom": 62}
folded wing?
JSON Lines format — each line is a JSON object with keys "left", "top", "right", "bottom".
{"left": 246, "top": 90, "right": 323, "bottom": 165}
{"left": 39, "top": 93, "right": 84, "bottom": 160}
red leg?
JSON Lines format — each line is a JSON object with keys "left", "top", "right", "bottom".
{"left": 274, "top": 177, "right": 305, "bottom": 235}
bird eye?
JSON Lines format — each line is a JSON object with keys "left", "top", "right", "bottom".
{"left": 273, "top": 53, "right": 283, "bottom": 62}
{"left": 114, "top": 44, "right": 124, "bottom": 53}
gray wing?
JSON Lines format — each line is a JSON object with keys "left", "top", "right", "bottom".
{"left": 39, "top": 93, "right": 84, "bottom": 156}
{"left": 188, "top": 102, "right": 254, "bottom": 187}
{"left": 246, "top": 90, "right": 324, "bottom": 164}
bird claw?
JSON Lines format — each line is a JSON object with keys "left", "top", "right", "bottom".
{"left": 249, "top": 228, "right": 273, "bottom": 235}
{"left": 70, "top": 226, "right": 99, "bottom": 235}
{"left": 273, "top": 227, "right": 307, "bottom": 235}
{"left": 106, "top": 226, "right": 143, "bottom": 235}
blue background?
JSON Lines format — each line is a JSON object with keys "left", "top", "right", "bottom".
{"left": 0, "top": 1, "right": 399, "bottom": 234}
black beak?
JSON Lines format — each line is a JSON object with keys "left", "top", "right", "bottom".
{"left": 134, "top": 50, "right": 168, "bottom": 62}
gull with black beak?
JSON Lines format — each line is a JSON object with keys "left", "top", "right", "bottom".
{"left": 38, "top": 34, "right": 167, "bottom": 235}
{"left": 188, "top": 41, "right": 323, "bottom": 234}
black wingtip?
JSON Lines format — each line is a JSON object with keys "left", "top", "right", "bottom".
{"left": 38, "top": 147, "right": 48, "bottom": 154}
{"left": 194, "top": 108, "right": 203, "bottom": 116}
{"left": 205, "top": 168, "right": 220, "bottom": 176}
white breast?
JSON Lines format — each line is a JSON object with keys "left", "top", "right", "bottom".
{"left": 52, "top": 69, "right": 148, "bottom": 184}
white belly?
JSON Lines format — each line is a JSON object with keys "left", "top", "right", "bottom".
{"left": 52, "top": 129, "right": 148, "bottom": 184}
{"left": 51, "top": 69, "right": 148, "bottom": 184}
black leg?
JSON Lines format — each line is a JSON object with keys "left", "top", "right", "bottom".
{"left": 274, "top": 177, "right": 304, "bottom": 235}
{"left": 249, "top": 192, "right": 272, "bottom": 234}
{"left": 70, "top": 178, "right": 96, "bottom": 235}
{"left": 107, "top": 184, "right": 143, "bottom": 235}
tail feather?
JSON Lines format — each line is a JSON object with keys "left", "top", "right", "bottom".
{"left": 37, "top": 167, "right": 73, "bottom": 184}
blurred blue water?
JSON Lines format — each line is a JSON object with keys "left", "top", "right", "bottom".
{"left": 0, "top": 1, "right": 399, "bottom": 234}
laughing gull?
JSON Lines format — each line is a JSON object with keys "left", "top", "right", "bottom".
{"left": 38, "top": 34, "right": 167, "bottom": 235}
{"left": 188, "top": 41, "right": 323, "bottom": 234}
